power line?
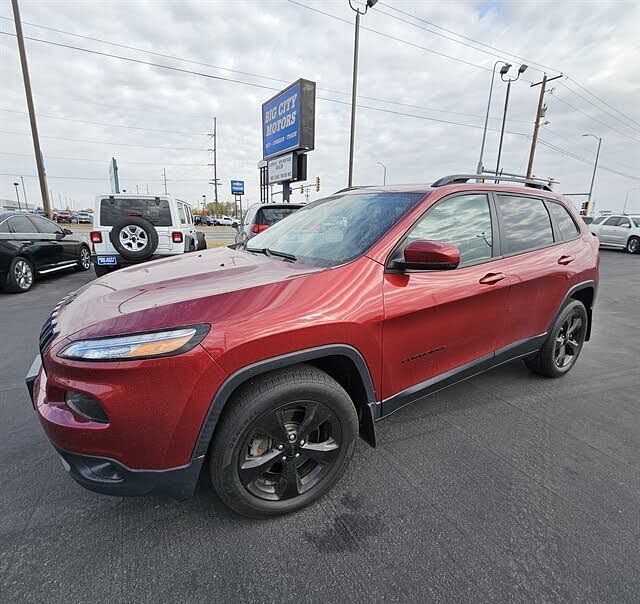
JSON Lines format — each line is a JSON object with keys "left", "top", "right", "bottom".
{"left": 0, "top": 172, "right": 210, "bottom": 182}
{"left": 0, "top": 150, "right": 207, "bottom": 166}
{"left": 285, "top": 1, "right": 492, "bottom": 72}
{"left": 0, "top": 128, "right": 206, "bottom": 151}
{"left": 0, "top": 107, "right": 208, "bottom": 135}
{"left": 376, "top": 1, "right": 640, "bottom": 133}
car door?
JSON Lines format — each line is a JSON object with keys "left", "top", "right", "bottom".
{"left": 7, "top": 214, "right": 58, "bottom": 272}
{"left": 495, "top": 194, "right": 578, "bottom": 345}
{"left": 610, "top": 216, "right": 632, "bottom": 245}
{"left": 597, "top": 216, "right": 622, "bottom": 244}
{"left": 29, "top": 216, "right": 78, "bottom": 265}
{"left": 382, "top": 192, "right": 510, "bottom": 401}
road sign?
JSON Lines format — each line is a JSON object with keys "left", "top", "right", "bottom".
{"left": 230, "top": 180, "right": 244, "bottom": 195}
{"left": 262, "top": 79, "right": 316, "bottom": 160}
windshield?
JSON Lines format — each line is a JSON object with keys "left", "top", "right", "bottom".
{"left": 100, "top": 198, "right": 172, "bottom": 226}
{"left": 247, "top": 191, "right": 424, "bottom": 267}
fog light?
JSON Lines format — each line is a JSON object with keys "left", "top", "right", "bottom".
{"left": 65, "top": 391, "right": 109, "bottom": 423}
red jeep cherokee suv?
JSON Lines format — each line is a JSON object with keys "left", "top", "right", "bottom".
{"left": 26, "top": 175, "right": 599, "bottom": 517}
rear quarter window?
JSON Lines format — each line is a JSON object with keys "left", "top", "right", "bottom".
{"left": 257, "top": 206, "right": 300, "bottom": 226}
{"left": 546, "top": 201, "right": 580, "bottom": 240}
{"left": 99, "top": 198, "right": 172, "bottom": 226}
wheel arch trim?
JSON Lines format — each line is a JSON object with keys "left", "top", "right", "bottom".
{"left": 192, "top": 344, "right": 377, "bottom": 458}
{"left": 556, "top": 279, "right": 597, "bottom": 341}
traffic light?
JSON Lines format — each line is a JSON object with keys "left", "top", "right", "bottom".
{"left": 580, "top": 201, "right": 589, "bottom": 216}
{"left": 315, "top": 176, "right": 320, "bottom": 192}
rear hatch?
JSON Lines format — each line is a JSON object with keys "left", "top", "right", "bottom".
{"left": 97, "top": 197, "right": 172, "bottom": 252}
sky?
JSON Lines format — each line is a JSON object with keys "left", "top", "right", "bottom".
{"left": 1, "top": 0, "right": 639, "bottom": 214}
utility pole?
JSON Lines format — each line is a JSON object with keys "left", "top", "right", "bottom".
{"left": 12, "top": 0, "right": 51, "bottom": 218}
{"left": 163, "top": 168, "right": 168, "bottom": 195}
{"left": 146, "top": 184, "right": 149, "bottom": 195}
{"left": 583, "top": 133, "right": 602, "bottom": 210}
{"left": 213, "top": 117, "right": 218, "bottom": 204}
{"left": 526, "top": 73, "right": 562, "bottom": 179}
{"left": 13, "top": 182, "right": 21, "bottom": 211}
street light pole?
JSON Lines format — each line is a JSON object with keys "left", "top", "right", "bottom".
{"left": 20, "top": 175, "right": 28, "bottom": 209}
{"left": 477, "top": 60, "right": 509, "bottom": 175}
{"left": 495, "top": 64, "right": 528, "bottom": 179}
{"left": 623, "top": 188, "right": 639, "bottom": 215}
{"left": 13, "top": 182, "right": 21, "bottom": 211}
{"left": 347, "top": 0, "right": 377, "bottom": 188}
{"left": 582, "top": 134, "right": 602, "bottom": 210}
{"left": 377, "top": 161, "right": 387, "bottom": 185}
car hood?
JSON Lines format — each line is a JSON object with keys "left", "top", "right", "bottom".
{"left": 56, "top": 247, "right": 322, "bottom": 338}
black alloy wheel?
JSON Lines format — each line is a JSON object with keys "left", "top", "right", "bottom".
{"left": 524, "top": 299, "right": 588, "bottom": 378}
{"left": 554, "top": 313, "right": 585, "bottom": 369}
{"left": 209, "top": 364, "right": 358, "bottom": 517}
{"left": 239, "top": 402, "right": 341, "bottom": 501}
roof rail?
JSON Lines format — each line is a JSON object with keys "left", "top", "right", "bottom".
{"left": 432, "top": 173, "right": 555, "bottom": 191}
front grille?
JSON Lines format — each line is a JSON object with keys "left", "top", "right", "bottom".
{"left": 39, "top": 295, "right": 70, "bottom": 356}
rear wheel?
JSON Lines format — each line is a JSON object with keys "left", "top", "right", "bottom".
{"left": 626, "top": 236, "right": 640, "bottom": 254}
{"left": 76, "top": 246, "right": 91, "bottom": 271}
{"left": 4, "top": 256, "right": 34, "bottom": 293}
{"left": 524, "top": 299, "right": 588, "bottom": 378}
{"left": 209, "top": 364, "right": 358, "bottom": 517}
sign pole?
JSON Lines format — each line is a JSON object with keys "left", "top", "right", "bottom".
{"left": 283, "top": 181, "right": 290, "bottom": 203}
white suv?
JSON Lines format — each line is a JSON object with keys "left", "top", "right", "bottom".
{"left": 90, "top": 194, "right": 204, "bottom": 276}
{"left": 589, "top": 214, "right": 640, "bottom": 254}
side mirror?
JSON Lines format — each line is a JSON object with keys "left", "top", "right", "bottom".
{"left": 392, "top": 240, "right": 460, "bottom": 271}
{"left": 63, "top": 228, "right": 73, "bottom": 235}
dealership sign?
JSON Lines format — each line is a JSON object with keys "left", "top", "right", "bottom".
{"left": 268, "top": 153, "right": 294, "bottom": 184}
{"left": 262, "top": 79, "right": 316, "bottom": 160}
{"left": 230, "top": 180, "right": 244, "bottom": 195}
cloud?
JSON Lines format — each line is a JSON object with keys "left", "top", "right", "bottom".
{"left": 1, "top": 0, "right": 638, "bottom": 214}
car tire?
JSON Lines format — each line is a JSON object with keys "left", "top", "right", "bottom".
{"left": 109, "top": 216, "right": 158, "bottom": 262}
{"left": 209, "top": 364, "right": 358, "bottom": 518}
{"left": 75, "top": 246, "right": 91, "bottom": 271}
{"left": 94, "top": 265, "right": 113, "bottom": 278}
{"left": 524, "top": 299, "right": 588, "bottom": 378}
{"left": 4, "top": 256, "right": 34, "bottom": 293}
{"left": 626, "top": 236, "right": 640, "bottom": 254}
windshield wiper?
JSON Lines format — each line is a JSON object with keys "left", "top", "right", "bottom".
{"left": 246, "top": 247, "right": 297, "bottom": 262}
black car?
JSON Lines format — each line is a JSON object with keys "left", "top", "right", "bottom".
{"left": 0, "top": 212, "right": 91, "bottom": 293}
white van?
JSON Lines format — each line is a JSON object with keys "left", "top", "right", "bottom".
{"left": 90, "top": 194, "right": 204, "bottom": 276}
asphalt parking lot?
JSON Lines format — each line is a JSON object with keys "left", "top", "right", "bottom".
{"left": 1, "top": 250, "right": 638, "bottom": 602}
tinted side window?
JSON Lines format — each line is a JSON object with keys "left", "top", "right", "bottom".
{"left": 177, "top": 204, "right": 186, "bottom": 225}
{"left": 546, "top": 201, "right": 580, "bottom": 240}
{"left": 29, "top": 215, "right": 62, "bottom": 234}
{"left": 592, "top": 216, "right": 605, "bottom": 225}
{"left": 407, "top": 194, "right": 493, "bottom": 266}
{"left": 603, "top": 216, "right": 619, "bottom": 226}
{"left": 495, "top": 195, "right": 553, "bottom": 254}
{"left": 0, "top": 221, "right": 8, "bottom": 233}
{"left": 7, "top": 215, "right": 37, "bottom": 233}
{"left": 617, "top": 217, "right": 631, "bottom": 227}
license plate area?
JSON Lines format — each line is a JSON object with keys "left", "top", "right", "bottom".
{"left": 97, "top": 256, "right": 118, "bottom": 266}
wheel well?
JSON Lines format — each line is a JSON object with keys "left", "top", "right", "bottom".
{"left": 569, "top": 286, "right": 594, "bottom": 341}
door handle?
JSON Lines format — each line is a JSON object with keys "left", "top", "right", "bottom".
{"left": 558, "top": 255, "right": 574, "bottom": 265}
{"left": 479, "top": 272, "right": 506, "bottom": 285}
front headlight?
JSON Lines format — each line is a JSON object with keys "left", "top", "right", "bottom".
{"left": 59, "top": 324, "right": 210, "bottom": 361}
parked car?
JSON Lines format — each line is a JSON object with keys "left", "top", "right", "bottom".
{"left": 89, "top": 194, "right": 206, "bottom": 277}
{"left": 32, "top": 209, "right": 47, "bottom": 217}
{"left": 213, "top": 215, "right": 238, "bottom": 227}
{"left": 26, "top": 175, "right": 599, "bottom": 516}
{"left": 589, "top": 214, "right": 640, "bottom": 253}
{"left": 235, "top": 203, "right": 304, "bottom": 245}
{"left": 0, "top": 212, "right": 91, "bottom": 293}
{"left": 581, "top": 216, "right": 594, "bottom": 225}
{"left": 53, "top": 210, "right": 72, "bottom": 223}
{"left": 76, "top": 211, "right": 92, "bottom": 224}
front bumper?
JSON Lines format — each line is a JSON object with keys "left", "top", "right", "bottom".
{"left": 25, "top": 342, "right": 227, "bottom": 499}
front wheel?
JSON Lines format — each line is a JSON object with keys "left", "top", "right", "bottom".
{"left": 626, "top": 236, "right": 640, "bottom": 254}
{"left": 524, "top": 299, "right": 588, "bottom": 378}
{"left": 209, "top": 364, "right": 358, "bottom": 517}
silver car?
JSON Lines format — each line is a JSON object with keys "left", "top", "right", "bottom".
{"left": 235, "top": 203, "right": 303, "bottom": 245}
{"left": 590, "top": 214, "right": 640, "bottom": 254}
